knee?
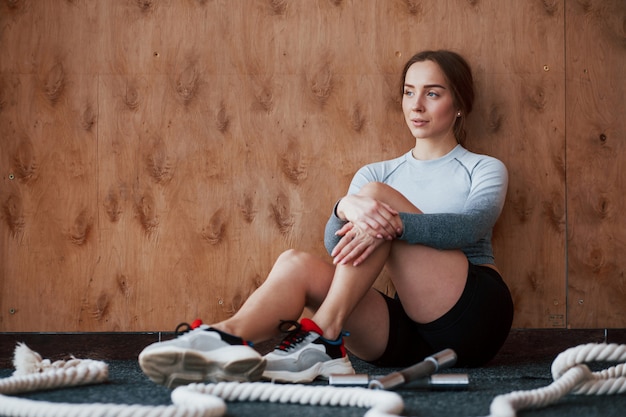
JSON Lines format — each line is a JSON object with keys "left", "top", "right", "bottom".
{"left": 357, "top": 182, "right": 404, "bottom": 202}
{"left": 271, "top": 249, "right": 323, "bottom": 288}
{"left": 357, "top": 181, "right": 389, "bottom": 198}
{"left": 358, "top": 181, "right": 418, "bottom": 213}
{"left": 275, "top": 248, "right": 312, "bottom": 268}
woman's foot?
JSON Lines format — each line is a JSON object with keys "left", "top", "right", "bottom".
{"left": 138, "top": 320, "right": 266, "bottom": 388}
{"left": 262, "top": 318, "right": 355, "bottom": 383}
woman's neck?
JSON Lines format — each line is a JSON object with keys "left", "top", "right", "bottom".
{"left": 411, "top": 138, "right": 458, "bottom": 161}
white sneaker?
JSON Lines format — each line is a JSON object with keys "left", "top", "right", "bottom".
{"left": 139, "top": 321, "right": 266, "bottom": 388}
{"left": 262, "top": 318, "right": 355, "bottom": 383}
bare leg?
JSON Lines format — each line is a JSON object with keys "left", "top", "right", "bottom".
{"left": 211, "top": 247, "right": 392, "bottom": 360}
{"left": 310, "top": 241, "right": 392, "bottom": 340}
{"left": 344, "top": 182, "right": 468, "bottom": 323}
{"left": 310, "top": 182, "right": 467, "bottom": 360}
{"left": 215, "top": 181, "right": 467, "bottom": 363}
{"left": 212, "top": 249, "right": 336, "bottom": 343}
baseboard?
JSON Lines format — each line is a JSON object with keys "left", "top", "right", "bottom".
{"left": 1, "top": 329, "right": 624, "bottom": 368}
{"left": 494, "top": 328, "right": 625, "bottom": 363}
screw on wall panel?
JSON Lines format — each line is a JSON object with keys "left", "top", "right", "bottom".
{"left": 218, "top": 299, "right": 223, "bottom": 305}
{"left": 543, "top": 65, "right": 550, "bottom": 71}
{"left": 578, "top": 299, "right": 584, "bottom": 305}
{"left": 9, "top": 308, "right": 16, "bottom": 314}
{"left": 8, "top": 173, "right": 15, "bottom": 180}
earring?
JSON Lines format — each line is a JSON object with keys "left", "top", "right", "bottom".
{"left": 457, "top": 111, "right": 462, "bottom": 117}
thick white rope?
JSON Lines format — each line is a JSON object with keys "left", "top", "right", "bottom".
{"left": 489, "top": 343, "right": 626, "bottom": 417}
{"left": 1, "top": 342, "right": 625, "bottom": 417}
{"left": 173, "top": 382, "right": 404, "bottom": 417}
{"left": 0, "top": 343, "right": 403, "bottom": 417}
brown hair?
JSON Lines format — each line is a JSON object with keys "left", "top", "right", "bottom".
{"left": 401, "top": 50, "right": 474, "bottom": 144}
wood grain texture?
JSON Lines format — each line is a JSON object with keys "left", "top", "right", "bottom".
{"left": 0, "top": 69, "right": 99, "bottom": 330}
{"left": 565, "top": 0, "right": 626, "bottom": 328}
{"left": 0, "top": 0, "right": 621, "bottom": 332}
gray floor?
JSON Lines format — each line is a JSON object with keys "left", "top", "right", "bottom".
{"left": 1, "top": 353, "right": 625, "bottom": 417}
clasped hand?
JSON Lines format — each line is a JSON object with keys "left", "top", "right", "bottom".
{"left": 331, "top": 195, "right": 403, "bottom": 266}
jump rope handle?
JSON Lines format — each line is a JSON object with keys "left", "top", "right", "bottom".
{"left": 368, "top": 349, "right": 457, "bottom": 390}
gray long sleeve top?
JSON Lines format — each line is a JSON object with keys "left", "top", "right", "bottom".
{"left": 324, "top": 144, "right": 508, "bottom": 265}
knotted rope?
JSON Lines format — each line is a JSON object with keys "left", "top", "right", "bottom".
{"left": 489, "top": 343, "right": 626, "bottom": 417}
{"left": 1, "top": 342, "right": 625, "bottom": 417}
{"left": 0, "top": 343, "right": 403, "bottom": 417}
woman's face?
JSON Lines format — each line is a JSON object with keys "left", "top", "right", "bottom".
{"left": 402, "top": 60, "right": 459, "bottom": 145}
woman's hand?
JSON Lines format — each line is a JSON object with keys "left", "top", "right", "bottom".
{"left": 336, "top": 194, "right": 402, "bottom": 240}
{"left": 331, "top": 222, "right": 389, "bottom": 266}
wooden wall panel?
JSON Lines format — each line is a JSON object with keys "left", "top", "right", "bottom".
{"left": 0, "top": 0, "right": 620, "bottom": 332}
{"left": 464, "top": 3, "right": 568, "bottom": 328}
{"left": 0, "top": 71, "right": 99, "bottom": 329}
{"left": 0, "top": 1, "right": 99, "bottom": 75}
{"left": 565, "top": 0, "right": 626, "bottom": 328}
{"left": 469, "top": 73, "right": 567, "bottom": 328}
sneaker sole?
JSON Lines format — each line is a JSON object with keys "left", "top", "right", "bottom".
{"left": 262, "top": 356, "right": 354, "bottom": 383}
{"left": 139, "top": 345, "right": 266, "bottom": 388}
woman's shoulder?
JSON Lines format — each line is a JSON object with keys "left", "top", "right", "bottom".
{"left": 350, "top": 151, "right": 411, "bottom": 188}
{"left": 358, "top": 151, "right": 410, "bottom": 172}
{"left": 455, "top": 146, "right": 506, "bottom": 170}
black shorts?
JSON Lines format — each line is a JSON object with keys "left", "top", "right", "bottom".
{"left": 370, "top": 263, "right": 514, "bottom": 368}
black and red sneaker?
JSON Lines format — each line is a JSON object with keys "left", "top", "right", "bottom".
{"left": 262, "top": 318, "right": 354, "bottom": 383}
